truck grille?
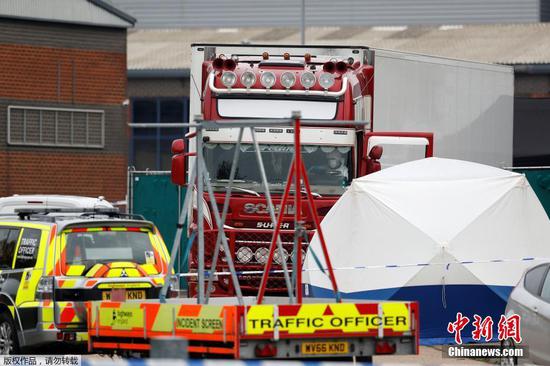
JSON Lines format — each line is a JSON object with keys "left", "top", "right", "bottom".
{"left": 190, "top": 228, "right": 313, "bottom": 295}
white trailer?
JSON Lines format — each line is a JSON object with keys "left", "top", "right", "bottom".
{"left": 372, "top": 48, "right": 514, "bottom": 167}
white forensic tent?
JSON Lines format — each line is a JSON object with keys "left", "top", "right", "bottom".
{"left": 304, "top": 158, "right": 550, "bottom": 342}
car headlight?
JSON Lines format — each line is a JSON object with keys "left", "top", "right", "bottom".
{"left": 300, "top": 72, "right": 316, "bottom": 89}
{"left": 260, "top": 71, "right": 276, "bottom": 89}
{"left": 236, "top": 246, "right": 253, "bottom": 264}
{"left": 221, "top": 71, "right": 237, "bottom": 88}
{"left": 319, "top": 73, "right": 335, "bottom": 89}
{"left": 280, "top": 72, "right": 296, "bottom": 89}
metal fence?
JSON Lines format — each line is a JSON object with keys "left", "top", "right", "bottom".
{"left": 127, "top": 169, "right": 187, "bottom": 277}
{"left": 510, "top": 166, "right": 550, "bottom": 219}
{"left": 7, "top": 105, "right": 105, "bottom": 148}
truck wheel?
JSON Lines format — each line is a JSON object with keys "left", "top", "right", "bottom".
{"left": 0, "top": 312, "right": 19, "bottom": 355}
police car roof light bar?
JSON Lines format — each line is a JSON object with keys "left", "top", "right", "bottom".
{"left": 13, "top": 208, "right": 145, "bottom": 221}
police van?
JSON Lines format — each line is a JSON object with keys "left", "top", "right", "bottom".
{"left": 0, "top": 198, "right": 173, "bottom": 354}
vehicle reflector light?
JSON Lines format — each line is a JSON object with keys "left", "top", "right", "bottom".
{"left": 221, "top": 71, "right": 237, "bottom": 88}
{"left": 300, "top": 72, "right": 316, "bottom": 89}
{"left": 375, "top": 341, "right": 396, "bottom": 354}
{"left": 319, "top": 73, "right": 335, "bottom": 89}
{"left": 241, "top": 71, "right": 256, "bottom": 88}
{"left": 280, "top": 72, "right": 296, "bottom": 89}
{"left": 260, "top": 72, "right": 276, "bottom": 89}
{"left": 255, "top": 343, "right": 277, "bottom": 357}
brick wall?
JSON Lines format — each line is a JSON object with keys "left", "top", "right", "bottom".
{"left": 0, "top": 151, "right": 126, "bottom": 201}
{"left": 0, "top": 18, "right": 129, "bottom": 201}
{"left": 0, "top": 44, "right": 126, "bottom": 105}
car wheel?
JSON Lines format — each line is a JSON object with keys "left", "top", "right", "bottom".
{"left": 500, "top": 338, "right": 518, "bottom": 366}
{"left": 0, "top": 312, "right": 19, "bottom": 355}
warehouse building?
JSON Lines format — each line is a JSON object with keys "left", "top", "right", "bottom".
{"left": 0, "top": 0, "right": 134, "bottom": 201}
{"left": 111, "top": 0, "right": 550, "bottom": 28}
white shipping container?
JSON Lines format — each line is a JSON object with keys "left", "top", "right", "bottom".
{"left": 372, "top": 49, "right": 514, "bottom": 167}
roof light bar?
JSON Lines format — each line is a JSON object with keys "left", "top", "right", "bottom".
{"left": 209, "top": 72, "right": 348, "bottom": 97}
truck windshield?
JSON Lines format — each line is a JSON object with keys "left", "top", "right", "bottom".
{"left": 63, "top": 229, "right": 157, "bottom": 274}
{"left": 204, "top": 143, "right": 352, "bottom": 195}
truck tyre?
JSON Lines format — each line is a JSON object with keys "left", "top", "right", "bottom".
{"left": 0, "top": 312, "right": 19, "bottom": 355}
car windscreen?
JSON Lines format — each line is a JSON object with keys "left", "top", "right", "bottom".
{"left": 62, "top": 228, "right": 157, "bottom": 274}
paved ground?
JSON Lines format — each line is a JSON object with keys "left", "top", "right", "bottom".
{"left": 81, "top": 346, "right": 494, "bottom": 364}
{"left": 54, "top": 344, "right": 513, "bottom": 364}
{"left": 373, "top": 345, "right": 492, "bottom": 365}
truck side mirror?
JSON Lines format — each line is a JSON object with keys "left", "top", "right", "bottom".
{"left": 171, "top": 139, "right": 186, "bottom": 186}
{"left": 171, "top": 139, "right": 185, "bottom": 154}
{"left": 366, "top": 145, "right": 383, "bottom": 175}
{"left": 369, "top": 145, "right": 383, "bottom": 160}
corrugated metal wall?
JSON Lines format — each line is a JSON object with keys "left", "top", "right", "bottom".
{"left": 111, "top": 0, "right": 541, "bottom": 28}
{"left": 0, "top": 0, "right": 131, "bottom": 28}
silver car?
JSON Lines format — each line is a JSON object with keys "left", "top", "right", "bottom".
{"left": 502, "top": 263, "right": 550, "bottom": 365}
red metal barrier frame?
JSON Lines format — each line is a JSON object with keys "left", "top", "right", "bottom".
{"left": 257, "top": 116, "right": 340, "bottom": 303}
